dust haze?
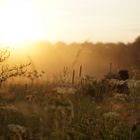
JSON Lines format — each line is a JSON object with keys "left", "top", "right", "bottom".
{"left": 7, "top": 36, "right": 140, "bottom": 78}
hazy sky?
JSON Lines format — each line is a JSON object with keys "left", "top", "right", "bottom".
{"left": 0, "top": 0, "right": 140, "bottom": 44}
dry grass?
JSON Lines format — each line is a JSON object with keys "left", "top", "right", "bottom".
{"left": 0, "top": 77, "right": 140, "bottom": 140}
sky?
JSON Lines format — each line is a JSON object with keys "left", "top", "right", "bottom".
{"left": 0, "top": 0, "right": 140, "bottom": 44}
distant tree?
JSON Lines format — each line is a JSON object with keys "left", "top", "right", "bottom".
{"left": 134, "top": 36, "right": 140, "bottom": 43}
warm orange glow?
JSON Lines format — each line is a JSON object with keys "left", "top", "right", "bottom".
{"left": 0, "top": 2, "right": 44, "bottom": 48}
{"left": 0, "top": 0, "right": 140, "bottom": 47}
{"left": 0, "top": 1, "right": 58, "bottom": 49}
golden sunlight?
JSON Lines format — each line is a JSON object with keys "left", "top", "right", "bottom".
{"left": 0, "top": 1, "right": 46, "bottom": 47}
{"left": 0, "top": 6, "right": 40, "bottom": 45}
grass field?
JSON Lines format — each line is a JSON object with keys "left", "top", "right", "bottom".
{"left": 0, "top": 76, "right": 140, "bottom": 140}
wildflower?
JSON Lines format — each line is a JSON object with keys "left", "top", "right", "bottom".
{"left": 8, "top": 124, "right": 26, "bottom": 134}
{"left": 54, "top": 87, "right": 77, "bottom": 94}
{"left": 103, "top": 112, "right": 120, "bottom": 119}
{"left": 0, "top": 105, "right": 18, "bottom": 112}
{"left": 113, "top": 93, "right": 128, "bottom": 102}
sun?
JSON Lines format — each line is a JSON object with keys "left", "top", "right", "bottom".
{"left": 0, "top": 0, "right": 60, "bottom": 48}
{"left": 0, "top": 1, "right": 43, "bottom": 47}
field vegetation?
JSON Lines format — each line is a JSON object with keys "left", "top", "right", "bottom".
{"left": 0, "top": 37, "right": 140, "bottom": 140}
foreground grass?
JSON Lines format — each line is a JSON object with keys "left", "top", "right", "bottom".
{"left": 0, "top": 80, "right": 140, "bottom": 140}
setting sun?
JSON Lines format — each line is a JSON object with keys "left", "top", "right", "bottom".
{"left": 0, "top": 0, "right": 140, "bottom": 46}
{"left": 0, "top": 1, "right": 44, "bottom": 46}
{"left": 0, "top": 0, "right": 60, "bottom": 47}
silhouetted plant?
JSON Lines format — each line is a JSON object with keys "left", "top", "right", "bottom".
{"left": 0, "top": 47, "right": 31, "bottom": 86}
{"left": 24, "top": 69, "right": 44, "bottom": 85}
